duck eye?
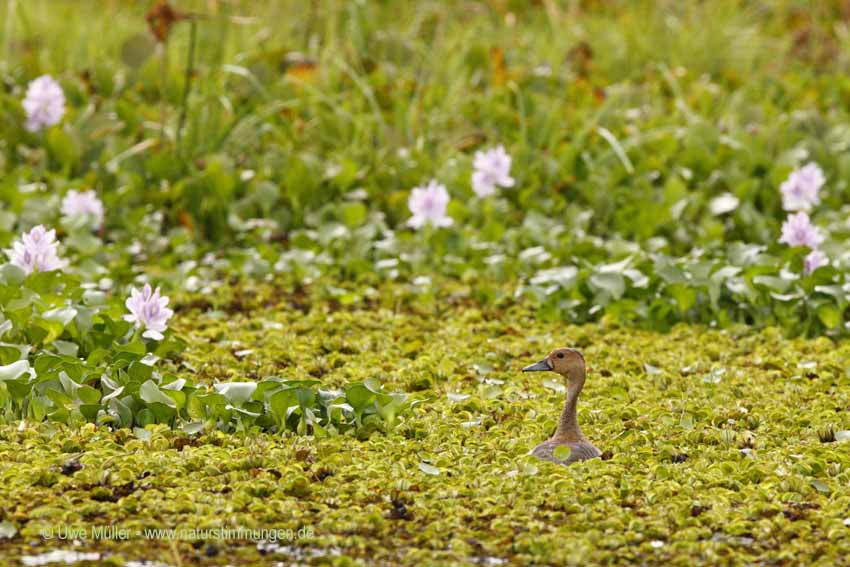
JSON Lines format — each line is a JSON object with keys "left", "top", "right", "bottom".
{"left": 557, "top": 353, "right": 565, "bottom": 359}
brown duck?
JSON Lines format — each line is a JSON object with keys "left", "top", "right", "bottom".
{"left": 523, "top": 348, "right": 601, "bottom": 465}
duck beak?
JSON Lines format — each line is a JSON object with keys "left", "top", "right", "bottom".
{"left": 522, "top": 359, "right": 552, "bottom": 372}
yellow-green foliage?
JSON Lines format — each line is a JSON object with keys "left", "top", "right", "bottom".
{"left": 1, "top": 282, "right": 850, "bottom": 565}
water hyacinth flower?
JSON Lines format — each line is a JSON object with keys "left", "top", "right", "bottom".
{"left": 124, "top": 284, "right": 174, "bottom": 340}
{"left": 779, "top": 212, "right": 824, "bottom": 249}
{"left": 5, "top": 225, "right": 67, "bottom": 275}
{"left": 61, "top": 189, "right": 104, "bottom": 229}
{"left": 22, "top": 75, "right": 66, "bottom": 132}
{"left": 407, "top": 180, "right": 453, "bottom": 229}
{"left": 471, "top": 145, "right": 515, "bottom": 197}
{"left": 780, "top": 162, "right": 824, "bottom": 212}
{"left": 804, "top": 249, "right": 828, "bottom": 274}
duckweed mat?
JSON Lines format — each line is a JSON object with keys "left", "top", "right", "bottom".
{"left": 2, "top": 282, "right": 850, "bottom": 566}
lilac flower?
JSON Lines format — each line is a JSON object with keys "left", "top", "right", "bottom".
{"left": 471, "top": 145, "right": 515, "bottom": 197}
{"left": 61, "top": 190, "right": 104, "bottom": 229}
{"left": 5, "top": 225, "right": 67, "bottom": 275}
{"left": 22, "top": 75, "right": 65, "bottom": 132}
{"left": 780, "top": 162, "right": 824, "bottom": 212}
{"left": 124, "top": 284, "right": 174, "bottom": 340}
{"left": 804, "top": 249, "right": 828, "bottom": 274}
{"left": 779, "top": 212, "right": 824, "bottom": 249}
{"left": 407, "top": 180, "right": 453, "bottom": 229}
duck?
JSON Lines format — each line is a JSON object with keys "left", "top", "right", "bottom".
{"left": 522, "top": 347, "right": 601, "bottom": 465}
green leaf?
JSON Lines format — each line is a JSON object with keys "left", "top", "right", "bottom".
{"left": 418, "top": 462, "right": 441, "bottom": 475}
{"left": 77, "top": 385, "right": 102, "bottom": 405}
{"left": 0, "top": 265, "right": 26, "bottom": 286}
{"left": 589, "top": 272, "right": 625, "bottom": 300}
{"left": 0, "top": 360, "right": 29, "bottom": 381}
{"left": 553, "top": 446, "right": 572, "bottom": 461}
{"left": 139, "top": 380, "right": 177, "bottom": 409}
{"left": 42, "top": 307, "right": 78, "bottom": 326}
{"left": 346, "top": 383, "right": 375, "bottom": 412}
{"left": 816, "top": 304, "right": 841, "bottom": 329}
{"left": 46, "top": 127, "right": 80, "bottom": 168}
{"left": 340, "top": 202, "right": 368, "bottom": 228}
{"left": 213, "top": 382, "right": 258, "bottom": 405}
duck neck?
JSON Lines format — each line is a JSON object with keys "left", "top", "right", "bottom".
{"left": 553, "top": 369, "right": 585, "bottom": 442}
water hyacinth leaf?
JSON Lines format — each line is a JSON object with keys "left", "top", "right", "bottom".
{"left": 816, "top": 304, "right": 841, "bottom": 329}
{"left": 116, "top": 340, "right": 146, "bottom": 356}
{"left": 29, "top": 395, "right": 50, "bottom": 421}
{"left": 668, "top": 283, "right": 697, "bottom": 312}
{"left": 530, "top": 266, "right": 578, "bottom": 288}
{"left": 213, "top": 382, "right": 258, "bottom": 405}
{"left": 33, "top": 319, "right": 66, "bottom": 345}
{"left": 553, "top": 446, "right": 572, "bottom": 461}
{"left": 709, "top": 193, "right": 740, "bottom": 215}
{"left": 79, "top": 404, "right": 101, "bottom": 421}
{"left": 133, "top": 427, "right": 152, "bottom": 441}
{"left": 327, "top": 402, "right": 354, "bottom": 422}
{"left": 65, "top": 231, "right": 101, "bottom": 255}
{"left": 346, "top": 383, "right": 375, "bottom": 412}
{"left": 139, "top": 380, "right": 176, "bottom": 409}
{"left": 82, "top": 290, "right": 107, "bottom": 306}
{"left": 47, "top": 128, "right": 80, "bottom": 168}
{"left": 294, "top": 387, "right": 316, "bottom": 410}
{"left": 161, "top": 377, "right": 186, "bottom": 391}
{"left": 127, "top": 361, "right": 154, "bottom": 383}
{"left": 102, "top": 386, "right": 125, "bottom": 402}
{"left": 376, "top": 393, "right": 407, "bottom": 424}
{"left": 182, "top": 421, "right": 205, "bottom": 435}
{"left": 269, "top": 389, "right": 298, "bottom": 421}
{"left": 253, "top": 379, "right": 286, "bottom": 401}
{"left": 653, "top": 256, "right": 687, "bottom": 284}
{"left": 226, "top": 404, "right": 261, "bottom": 418}
{"left": 0, "top": 360, "right": 30, "bottom": 381}
{"left": 164, "top": 389, "right": 187, "bottom": 412}
{"left": 752, "top": 276, "right": 791, "bottom": 293}
{"left": 147, "top": 402, "right": 176, "bottom": 423}
{"left": 52, "top": 340, "right": 79, "bottom": 357}
{"left": 447, "top": 392, "right": 471, "bottom": 402}
{"left": 340, "top": 202, "right": 368, "bottom": 227}
{"left": 0, "top": 346, "right": 24, "bottom": 366}
{"left": 418, "top": 462, "right": 441, "bottom": 475}
{"left": 5, "top": 379, "right": 32, "bottom": 402}
{"left": 364, "top": 377, "right": 385, "bottom": 394}
{"left": 77, "top": 385, "right": 101, "bottom": 405}
{"left": 0, "top": 264, "right": 26, "bottom": 286}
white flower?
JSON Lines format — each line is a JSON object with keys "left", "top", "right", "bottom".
{"left": 22, "top": 75, "right": 65, "bottom": 132}
{"left": 779, "top": 212, "right": 824, "bottom": 249}
{"left": 780, "top": 162, "right": 824, "bottom": 212}
{"left": 804, "top": 249, "right": 828, "bottom": 274}
{"left": 471, "top": 145, "right": 514, "bottom": 197}
{"left": 5, "top": 225, "right": 67, "bottom": 274}
{"left": 124, "top": 284, "right": 174, "bottom": 340}
{"left": 407, "top": 180, "right": 453, "bottom": 229}
{"left": 61, "top": 190, "right": 104, "bottom": 229}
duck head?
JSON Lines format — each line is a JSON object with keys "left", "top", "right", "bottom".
{"left": 522, "top": 348, "right": 586, "bottom": 378}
